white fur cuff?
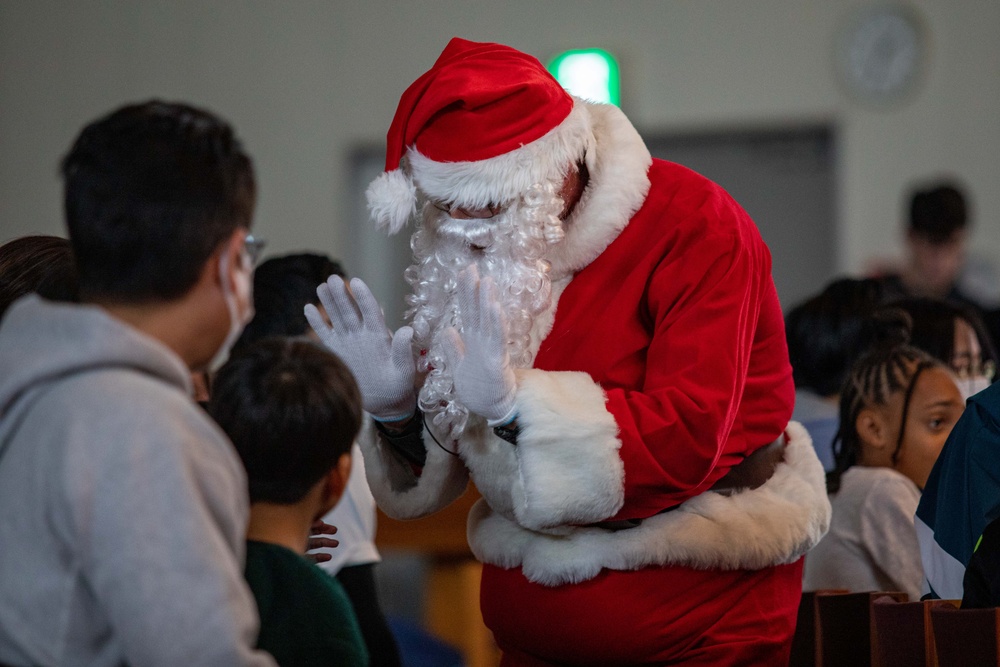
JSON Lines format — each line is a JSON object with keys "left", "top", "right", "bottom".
{"left": 358, "top": 417, "right": 469, "bottom": 520}
{"left": 509, "top": 369, "right": 624, "bottom": 531}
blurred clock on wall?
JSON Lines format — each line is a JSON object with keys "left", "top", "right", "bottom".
{"left": 836, "top": 5, "right": 927, "bottom": 106}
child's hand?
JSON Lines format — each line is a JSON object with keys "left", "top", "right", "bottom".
{"left": 304, "top": 519, "right": 339, "bottom": 563}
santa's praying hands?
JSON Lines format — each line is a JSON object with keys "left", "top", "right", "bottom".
{"left": 311, "top": 37, "right": 831, "bottom": 666}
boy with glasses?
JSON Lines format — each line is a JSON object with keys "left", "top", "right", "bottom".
{"left": 0, "top": 101, "right": 275, "bottom": 666}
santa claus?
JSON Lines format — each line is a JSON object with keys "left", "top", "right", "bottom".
{"left": 307, "top": 37, "right": 830, "bottom": 666}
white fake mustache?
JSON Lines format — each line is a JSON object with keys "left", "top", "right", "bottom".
{"left": 434, "top": 216, "right": 498, "bottom": 248}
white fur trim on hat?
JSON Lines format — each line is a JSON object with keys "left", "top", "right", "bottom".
{"left": 467, "top": 421, "right": 832, "bottom": 586}
{"left": 407, "top": 98, "right": 595, "bottom": 211}
{"left": 365, "top": 169, "right": 417, "bottom": 235}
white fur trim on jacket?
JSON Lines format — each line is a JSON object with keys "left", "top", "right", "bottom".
{"left": 358, "top": 417, "right": 469, "bottom": 520}
{"left": 467, "top": 421, "right": 831, "bottom": 586}
{"left": 544, "top": 102, "right": 651, "bottom": 278}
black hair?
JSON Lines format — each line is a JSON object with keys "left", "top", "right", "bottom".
{"left": 785, "top": 277, "right": 886, "bottom": 397}
{"left": 234, "top": 253, "right": 346, "bottom": 351}
{"left": 61, "top": 100, "right": 256, "bottom": 302}
{"left": 208, "top": 338, "right": 362, "bottom": 504}
{"left": 884, "top": 297, "right": 998, "bottom": 373}
{"left": 908, "top": 182, "right": 968, "bottom": 244}
{"left": 828, "top": 310, "right": 943, "bottom": 493}
{"left": 983, "top": 309, "right": 1000, "bottom": 367}
{"left": 0, "top": 235, "right": 79, "bottom": 320}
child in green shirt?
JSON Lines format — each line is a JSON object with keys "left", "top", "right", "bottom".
{"left": 210, "top": 338, "right": 369, "bottom": 666}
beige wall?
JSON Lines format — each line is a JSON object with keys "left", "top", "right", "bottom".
{"left": 1, "top": 1, "right": 997, "bottom": 284}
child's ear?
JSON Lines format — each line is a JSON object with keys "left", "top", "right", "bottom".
{"left": 856, "top": 407, "right": 890, "bottom": 451}
{"left": 320, "top": 453, "right": 352, "bottom": 512}
{"left": 335, "top": 452, "right": 352, "bottom": 492}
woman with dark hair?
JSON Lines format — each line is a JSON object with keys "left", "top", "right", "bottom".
{"left": 884, "top": 297, "right": 996, "bottom": 401}
{"left": 0, "top": 235, "right": 78, "bottom": 319}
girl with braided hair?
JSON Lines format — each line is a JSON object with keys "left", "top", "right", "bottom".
{"left": 803, "top": 312, "right": 966, "bottom": 600}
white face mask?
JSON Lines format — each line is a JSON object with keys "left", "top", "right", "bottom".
{"left": 960, "top": 375, "right": 992, "bottom": 402}
{"left": 208, "top": 249, "right": 254, "bottom": 372}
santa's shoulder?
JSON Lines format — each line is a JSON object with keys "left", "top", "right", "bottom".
{"left": 637, "top": 158, "right": 763, "bottom": 243}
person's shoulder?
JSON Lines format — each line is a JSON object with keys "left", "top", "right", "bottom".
{"left": 248, "top": 541, "right": 349, "bottom": 603}
{"left": 43, "top": 366, "right": 232, "bottom": 472}
{"left": 644, "top": 158, "right": 763, "bottom": 246}
{"left": 70, "top": 368, "right": 216, "bottom": 433}
{"left": 247, "top": 541, "right": 367, "bottom": 665}
{"left": 49, "top": 361, "right": 186, "bottom": 407}
{"left": 854, "top": 465, "right": 916, "bottom": 487}
{"left": 648, "top": 158, "right": 716, "bottom": 192}
{"left": 968, "top": 382, "right": 1000, "bottom": 423}
{"left": 647, "top": 159, "right": 743, "bottom": 212}
{"left": 853, "top": 467, "right": 920, "bottom": 506}
{"left": 247, "top": 542, "right": 358, "bottom": 635}
{"left": 939, "top": 389, "right": 1000, "bottom": 471}
{"left": 244, "top": 540, "right": 280, "bottom": 608}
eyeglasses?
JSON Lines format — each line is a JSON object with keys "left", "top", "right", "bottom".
{"left": 431, "top": 200, "right": 506, "bottom": 220}
{"left": 951, "top": 358, "right": 996, "bottom": 382}
{"left": 243, "top": 234, "right": 266, "bottom": 267}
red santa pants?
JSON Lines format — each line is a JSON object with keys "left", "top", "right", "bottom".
{"left": 481, "top": 558, "right": 804, "bottom": 666}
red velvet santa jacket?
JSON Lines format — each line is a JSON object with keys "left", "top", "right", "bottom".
{"left": 360, "top": 102, "right": 830, "bottom": 586}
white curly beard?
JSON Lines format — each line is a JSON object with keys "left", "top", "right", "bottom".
{"left": 405, "top": 181, "right": 567, "bottom": 441}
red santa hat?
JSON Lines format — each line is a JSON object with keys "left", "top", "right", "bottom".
{"left": 366, "top": 37, "right": 594, "bottom": 234}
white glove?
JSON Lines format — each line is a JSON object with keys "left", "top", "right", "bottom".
{"left": 305, "top": 275, "right": 417, "bottom": 421}
{"left": 441, "top": 266, "right": 518, "bottom": 427}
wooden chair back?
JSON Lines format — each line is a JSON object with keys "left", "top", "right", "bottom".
{"left": 815, "top": 590, "right": 908, "bottom": 667}
{"left": 930, "top": 603, "right": 1000, "bottom": 667}
{"left": 790, "top": 590, "right": 847, "bottom": 667}
{"left": 870, "top": 597, "right": 959, "bottom": 667}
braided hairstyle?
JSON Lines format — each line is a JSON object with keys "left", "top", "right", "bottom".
{"left": 828, "top": 310, "right": 943, "bottom": 493}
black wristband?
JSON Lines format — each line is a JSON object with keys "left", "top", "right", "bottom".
{"left": 492, "top": 421, "right": 519, "bottom": 445}
{"left": 374, "top": 410, "right": 427, "bottom": 467}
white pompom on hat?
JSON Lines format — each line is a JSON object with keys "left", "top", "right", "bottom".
{"left": 366, "top": 37, "right": 593, "bottom": 235}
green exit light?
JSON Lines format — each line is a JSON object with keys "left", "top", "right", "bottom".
{"left": 548, "top": 49, "right": 620, "bottom": 106}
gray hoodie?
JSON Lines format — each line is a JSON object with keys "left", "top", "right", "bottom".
{"left": 0, "top": 296, "right": 275, "bottom": 666}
